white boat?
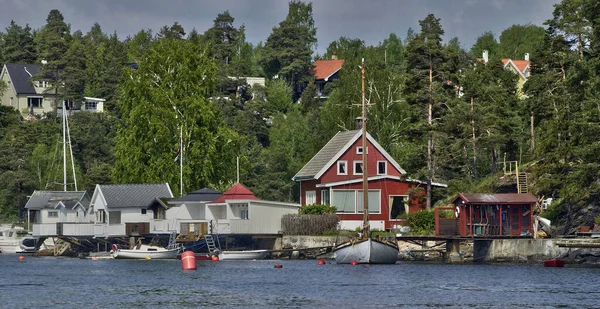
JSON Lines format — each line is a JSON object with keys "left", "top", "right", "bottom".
{"left": 334, "top": 238, "right": 399, "bottom": 264}
{"left": 218, "top": 249, "right": 268, "bottom": 260}
{"left": 0, "top": 225, "right": 36, "bottom": 254}
{"left": 111, "top": 244, "right": 180, "bottom": 259}
{"left": 333, "top": 58, "right": 399, "bottom": 265}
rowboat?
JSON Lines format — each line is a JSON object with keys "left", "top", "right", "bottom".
{"left": 111, "top": 244, "right": 180, "bottom": 259}
{"left": 218, "top": 249, "right": 268, "bottom": 260}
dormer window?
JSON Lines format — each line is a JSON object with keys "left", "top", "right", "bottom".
{"left": 337, "top": 161, "right": 347, "bottom": 175}
{"left": 377, "top": 161, "right": 387, "bottom": 175}
{"left": 353, "top": 161, "right": 363, "bottom": 175}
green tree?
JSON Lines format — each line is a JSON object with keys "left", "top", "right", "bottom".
{"left": 497, "top": 24, "right": 545, "bottom": 59}
{"left": 113, "top": 38, "right": 239, "bottom": 195}
{"left": 1, "top": 20, "right": 37, "bottom": 64}
{"left": 156, "top": 22, "right": 186, "bottom": 40}
{"left": 470, "top": 31, "right": 499, "bottom": 58}
{"left": 127, "top": 29, "right": 153, "bottom": 62}
{"left": 261, "top": 1, "right": 317, "bottom": 92}
{"left": 61, "top": 32, "right": 86, "bottom": 104}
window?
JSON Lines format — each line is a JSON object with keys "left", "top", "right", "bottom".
{"left": 10, "top": 97, "right": 13, "bottom": 106}
{"left": 353, "top": 161, "right": 363, "bottom": 175}
{"left": 305, "top": 191, "right": 316, "bottom": 205}
{"left": 337, "top": 161, "right": 347, "bottom": 175}
{"left": 85, "top": 101, "right": 97, "bottom": 110}
{"left": 356, "top": 146, "right": 368, "bottom": 155}
{"left": 141, "top": 209, "right": 147, "bottom": 215}
{"left": 27, "top": 97, "right": 43, "bottom": 108}
{"left": 321, "top": 189, "right": 330, "bottom": 205}
{"left": 240, "top": 205, "right": 249, "bottom": 219}
{"left": 48, "top": 211, "right": 58, "bottom": 218}
{"left": 332, "top": 190, "right": 356, "bottom": 213}
{"left": 357, "top": 190, "right": 381, "bottom": 214}
{"left": 109, "top": 211, "right": 121, "bottom": 225}
{"left": 377, "top": 161, "right": 387, "bottom": 175}
{"left": 96, "top": 210, "right": 106, "bottom": 223}
{"left": 389, "top": 196, "right": 408, "bottom": 219}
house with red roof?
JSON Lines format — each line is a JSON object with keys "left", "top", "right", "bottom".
{"left": 312, "top": 55, "right": 344, "bottom": 99}
{"left": 169, "top": 183, "right": 300, "bottom": 235}
{"left": 480, "top": 50, "right": 531, "bottom": 98}
{"left": 293, "top": 128, "right": 446, "bottom": 231}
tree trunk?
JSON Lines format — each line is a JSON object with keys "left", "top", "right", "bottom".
{"left": 471, "top": 97, "right": 478, "bottom": 179}
{"left": 491, "top": 148, "right": 497, "bottom": 174}
{"left": 426, "top": 55, "right": 433, "bottom": 210}
{"left": 530, "top": 111, "right": 535, "bottom": 154}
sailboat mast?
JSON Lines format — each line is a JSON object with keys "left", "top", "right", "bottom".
{"left": 62, "top": 101, "right": 67, "bottom": 192}
{"left": 180, "top": 125, "right": 183, "bottom": 197}
{"left": 361, "top": 58, "right": 369, "bottom": 238}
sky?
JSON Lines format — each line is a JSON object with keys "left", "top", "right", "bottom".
{"left": 0, "top": 0, "right": 560, "bottom": 55}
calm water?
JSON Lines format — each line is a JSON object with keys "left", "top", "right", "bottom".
{"left": 0, "top": 255, "right": 599, "bottom": 309}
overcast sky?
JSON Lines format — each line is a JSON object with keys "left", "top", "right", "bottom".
{"left": 1, "top": 0, "right": 560, "bottom": 55}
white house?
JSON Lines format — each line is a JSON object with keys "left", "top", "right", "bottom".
{"left": 87, "top": 183, "right": 174, "bottom": 237}
{"left": 167, "top": 188, "right": 223, "bottom": 239}
{"left": 25, "top": 191, "right": 91, "bottom": 237}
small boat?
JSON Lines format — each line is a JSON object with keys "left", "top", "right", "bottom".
{"left": 543, "top": 259, "right": 565, "bottom": 267}
{"left": 111, "top": 244, "right": 180, "bottom": 259}
{"left": 333, "top": 59, "right": 399, "bottom": 265}
{"left": 0, "top": 225, "right": 36, "bottom": 254}
{"left": 176, "top": 252, "right": 212, "bottom": 261}
{"left": 218, "top": 249, "right": 268, "bottom": 260}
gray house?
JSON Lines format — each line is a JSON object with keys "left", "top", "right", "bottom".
{"left": 25, "top": 191, "right": 90, "bottom": 236}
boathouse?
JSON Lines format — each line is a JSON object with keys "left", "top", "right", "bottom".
{"left": 293, "top": 129, "right": 446, "bottom": 231}
{"left": 436, "top": 193, "right": 538, "bottom": 237}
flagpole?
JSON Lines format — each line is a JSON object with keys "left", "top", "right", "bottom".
{"left": 180, "top": 125, "right": 183, "bottom": 197}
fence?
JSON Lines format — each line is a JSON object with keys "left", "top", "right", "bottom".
{"left": 281, "top": 214, "right": 339, "bottom": 236}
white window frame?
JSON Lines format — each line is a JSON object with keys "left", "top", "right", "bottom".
{"left": 321, "top": 189, "right": 330, "bottom": 205}
{"left": 353, "top": 161, "right": 363, "bottom": 175}
{"left": 377, "top": 161, "right": 387, "bottom": 175}
{"left": 356, "top": 146, "right": 368, "bottom": 155}
{"left": 27, "top": 96, "right": 43, "bottom": 108}
{"left": 48, "top": 211, "right": 59, "bottom": 218}
{"left": 337, "top": 161, "right": 347, "bottom": 175}
{"left": 305, "top": 190, "right": 316, "bottom": 205}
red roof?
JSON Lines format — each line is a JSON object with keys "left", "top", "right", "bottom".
{"left": 211, "top": 183, "right": 259, "bottom": 203}
{"left": 312, "top": 59, "right": 345, "bottom": 80}
{"left": 501, "top": 59, "right": 529, "bottom": 73}
{"left": 452, "top": 193, "right": 538, "bottom": 205}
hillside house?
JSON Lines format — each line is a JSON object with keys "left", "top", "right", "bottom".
{"left": 312, "top": 55, "right": 344, "bottom": 99}
{"left": 293, "top": 129, "right": 446, "bottom": 231}
{"left": 0, "top": 63, "right": 56, "bottom": 115}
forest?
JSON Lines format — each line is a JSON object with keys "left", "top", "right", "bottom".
{"left": 0, "top": 0, "right": 598, "bottom": 234}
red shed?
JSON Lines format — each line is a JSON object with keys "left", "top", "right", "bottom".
{"left": 293, "top": 129, "right": 446, "bottom": 231}
{"left": 441, "top": 193, "right": 538, "bottom": 237}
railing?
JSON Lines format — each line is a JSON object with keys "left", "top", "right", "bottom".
{"left": 32, "top": 223, "right": 57, "bottom": 236}
{"left": 61, "top": 223, "right": 95, "bottom": 236}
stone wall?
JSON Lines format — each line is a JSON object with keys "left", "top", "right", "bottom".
{"left": 473, "top": 238, "right": 600, "bottom": 264}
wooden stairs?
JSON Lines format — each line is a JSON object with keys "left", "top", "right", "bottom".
{"left": 504, "top": 160, "right": 528, "bottom": 194}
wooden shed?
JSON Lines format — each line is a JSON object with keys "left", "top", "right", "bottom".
{"left": 436, "top": 193, "right": 538, "bottom": 237}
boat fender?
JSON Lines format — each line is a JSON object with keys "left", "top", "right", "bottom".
{"left": 111, "top": 244, "right": 118, "bottom": 252}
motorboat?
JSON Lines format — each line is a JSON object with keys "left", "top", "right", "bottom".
{"left": 0, "top": 225, "right": 36, "bottom": 254}
{"left": 218, "top": 249, "right": 268, "bottom": 260}
{"left": 111, "top": 243, "right": 180, "bottom": 259}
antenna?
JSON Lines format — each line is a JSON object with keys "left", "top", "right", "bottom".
{"left": 236, "top": 156, "right": 240, "bottom": 183}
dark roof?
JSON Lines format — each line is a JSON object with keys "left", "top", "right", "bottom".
{"left": 211, "top": 183, "right": 259, "bottom": 203}
{"left": 453, "top": 193, "right": 539, "bottom": 205}
{"left": 98, "top": 184, "right": 173, "bottom": 208}
{"left": 293, "top": 130, "right": 360, "bottom": 180}
{"left": 169, "top": 187, "right": 222, "bottom": 204}
{"left": 25, "top": 191, "right": 90, "bottom": 210}
{"left": 3, "top": 63, "right": 42, "bottom": 95}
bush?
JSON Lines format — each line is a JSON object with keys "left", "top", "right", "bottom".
{"left": 405, "top": 210, "right": 435, "bottom": 235}
{"left": 299, "top": 204, "right": 337, "bottom": 215}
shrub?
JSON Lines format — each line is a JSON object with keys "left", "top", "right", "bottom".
{"left": 405, "top": 210, "right": 435, "bottom": 235}
{"left": 299, "top": 204, "right": 337, "bottom": 215}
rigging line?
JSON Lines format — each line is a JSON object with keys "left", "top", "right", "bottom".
{"left": 65, "top": 110, "right": 78, "bottom": 191}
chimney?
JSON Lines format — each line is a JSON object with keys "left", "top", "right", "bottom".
{"left": 331, "top": 52, "right": 338, "bottom": 60}
{"left": 355, "top": 116, "right": 363, "bottom": 130}
{"left": 482, "top": 50, "right": 489, "bottom": 63}
{"left": 524, "top": 53, "right": 530, "bottom": 61}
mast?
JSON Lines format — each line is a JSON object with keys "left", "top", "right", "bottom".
{"left": 62, "top": 101, "right": 67, "bottom": 192}
{"left": 180, "top": 125, "right": 183, "bottom": 197}
{"left": 361, "top": 58, "right": 370, "bottom": 239}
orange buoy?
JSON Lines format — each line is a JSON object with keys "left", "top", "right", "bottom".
{"left": 211, "top": 255, "right": 219, "bottom": 262}
{"left": 350, "top": 260, "right": 358, "bottom": 265}
{"left": 181, "top": 251, "right": 197, "bottom": 270}
{"left": 91, "top": 257, "right": 99, "bottom": 261}
{"left": 18, "top": 255, "right": 25, "bottom": 261}
{"left": 274, "top": 264, "right": 283, "bottom": 268}
{"left": 317, "top": 259, "right": 326, "bottom": 265}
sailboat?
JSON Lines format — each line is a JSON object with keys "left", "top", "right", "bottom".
{"left": 333, "top": 59, "right": 399, "bottom": 264}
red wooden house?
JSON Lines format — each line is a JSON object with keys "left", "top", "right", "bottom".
{"left": 436, "top": 193, "right": 538, "bottom": 237}
{"left": 292, "top": 129, "right": 446, "bottom": 231}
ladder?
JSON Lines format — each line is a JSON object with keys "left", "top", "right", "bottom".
{"left": 167, "top": 231, "right": 180, "bottom": 250}
{"left": 204, "top": 234, "right": 220, "bottom": 254}
{"left": 517, "top": 170, "right": 528, "bottom": 194}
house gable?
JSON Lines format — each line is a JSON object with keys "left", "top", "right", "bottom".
{"left": 312, "top": 59, "right": 345, "bottom": 81}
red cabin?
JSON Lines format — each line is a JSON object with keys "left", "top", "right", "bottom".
{"left": 293, "top": 129, "right": 446, "bottom": 231}
{"left": 436, "top": 193, "right": 538, "bottom": 237}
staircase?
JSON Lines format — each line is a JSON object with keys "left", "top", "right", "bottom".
{"left": 517, "top": 170, "right": 528, "bottom": 194}
{"left": 204, "top": 234, "right": 220, "bottom": 254}
{"left": 503, "top": 160, "right": 528, "bottom": 194}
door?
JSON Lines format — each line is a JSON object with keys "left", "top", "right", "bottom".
{"left": 510, "top": 206, "right": 521, "bottom": 235}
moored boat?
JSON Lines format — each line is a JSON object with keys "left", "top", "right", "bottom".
{"left": 543, "top": 259, "right": 565, "bottom": 267}
{"left": 111, "top": 244, "right": 180, "bottom": 259}
{"left": 218, "top": 249, "right": 268, "bottom": 260}
{"left": 0, "top": 225, "right": 36, "bottom": 254}
{"left": 334, "top": 238, "right": 399, "bottom": 264}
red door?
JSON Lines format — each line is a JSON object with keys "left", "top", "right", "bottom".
{"left": 510, "top": 207, "right": 521, "bottom": 235}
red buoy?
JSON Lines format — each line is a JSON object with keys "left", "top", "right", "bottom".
{"left": 274, "top": 264, "right": 283, "bottom": 268}
{"left": 211, "top": 255, "right": 219, "bottom": 262}
{"left": 350, "top": 260, "right": 358, "bottom": 265}
{"left": 317, "top": 259, "right": 326, "bottom": 265}
{"left": 181, "top": 251, "right": 197, "bottom": 270}
{"left": 18, "top": 255, "right": 25, "bottom": 261}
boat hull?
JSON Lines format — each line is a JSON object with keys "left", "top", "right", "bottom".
{"left": 544, "top": 259, "right": 565, "bottom": 267}
{"left": 334, "top": 238, "right": 399, "bottom": 264}
{"left": 112, "top": 247, "right": 180, "bottom": 259}
{"left": 219, "top": 250, "right": 268, "bottom": 260}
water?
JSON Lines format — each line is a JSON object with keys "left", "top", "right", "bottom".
{"left": 1, "top": 255, "right": 599, "bottom": 309}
